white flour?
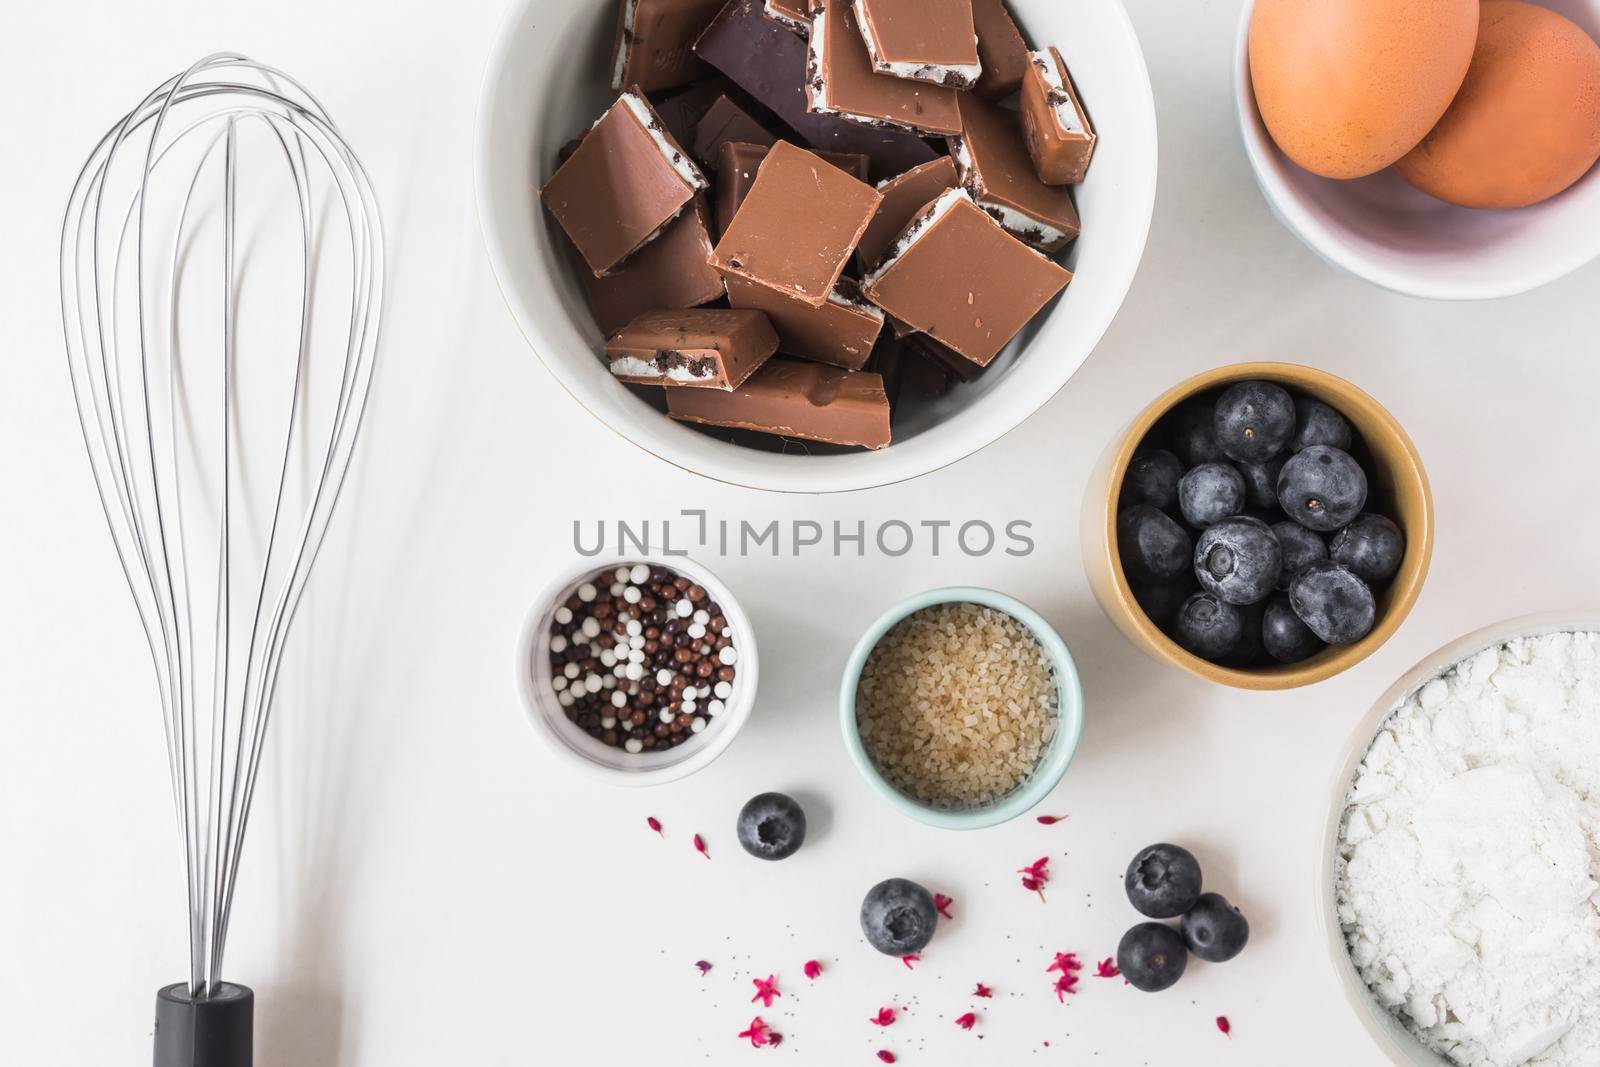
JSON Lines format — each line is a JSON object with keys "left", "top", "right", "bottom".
{"left": 1337, "top": 631, "right": 1600, "bottom": 1067}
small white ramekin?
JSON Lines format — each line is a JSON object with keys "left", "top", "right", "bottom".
{"left": 515, "top": 553, "right": 759, "bottom": 787}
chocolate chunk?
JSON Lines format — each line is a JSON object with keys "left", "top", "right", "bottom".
{"left": 691, "top": 94, "right": 777, "bottom": 165}
{"left": 854, "top": 0, "right": 982, "bottom": 89}
{"left": 667, "top": 358, "right": 892, "bottom": 448}
{"left": 725, "top": 275, "right": 884, "bottom": 370}
{"left": 694, "top": 0, "right": 938, "bottom": 179}
{"left": 710, "top": 140, "right": 881, "bottom": 307}
{"left": 543, "top": 91, "right": 708, "bottom": 276}
{"left": 862, "top": 189, "right": 1071, "bottom": 366}
{"left": 864, "top": 335, "right": 908, "bottom": 411}
{"left": 762, "top": 0, "right": 810, "bottom": 33}
{"left": 806, "top": 1, "right": 962, "bottom": 137}
{"left": 856, "top": 156, "right": 959, "bottom": 270}
{"left": 652, "top": 77, "right": 739, "bottom": 145}
{"left": 902, "top": 348, "right": 955, "bottom": 397}
{"left": 611, "top": 0, "right": 726, "bottom": 93}
{"left": 1019, "top": 47, "right": 1096, "bottom": 185}
{"left": 904, "top": 330, "right": 986, "bottom": 382}
{"left": 569, "top": 196, "right": 726, "bottom": 336}
{"left": 605, "top": 307, "right": 778, "bottom": 390}
{"left": 972, "top": 0, "right": 1031, "bottom": 100}
{"left": 715, "top": 140, "right": 871, "bottom": 236}
{"left": 950, "top": 91, "right": 1080, "bottom": 252}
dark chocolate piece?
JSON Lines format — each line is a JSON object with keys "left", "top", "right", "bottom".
{"left": 651, "top": 77, "right": 739, "bottom": 145}
{"left": 666, "top": 358, "right": 892, "bottom": 448}
{"left": 543, "top": 92, "right": 708, "bottom": 276}
{"left": 694, "top": 0, "right": 938, "bottom": 179}
{"left": 569, "top": 196, "right": 726, "bottom": 336}
{"left": 904, "top": 330, "right": 986, "bottom": 382}
{"left": 854, "top": 0, "right": 982, "bottom": 89}
{"left": 611, "top": 0, "right": 726, "bottom": 93}
{"left": 856, "top": 156, "right": 959, "bottom": 269}
{"left": 806, "top": 1, "right": 962, "bottom": 137}
{"left": 1019, "top": 47, "right": 1096, "bottom": 185}
{"left": 710, "top": 140, "right": 881, "bottom": 307}
{"left": 714, "top": 140, "right": 871, "bottom": 236}
{"left": 862, "top": 189, "right": 1070, "bottom": 366}
{"left": 951, "top": 91, "right": 1080, "bottom": 252}
{"left": 972, "top": 0, "right": 1031, "bottom": 100}
{"left": 691, "top": 94, "right": 777, "bottom": 165}
{"left": 725, "top": 274, "right": 884, "bottom": 370}
{"left": 605, "top": 307, "right": 779, "bottom": 389}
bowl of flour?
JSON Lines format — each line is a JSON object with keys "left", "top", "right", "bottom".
{"left": 1325, "top": 615, "right": 1600, "bottom": 1067}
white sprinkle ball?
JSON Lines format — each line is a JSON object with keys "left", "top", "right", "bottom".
{"left": 549, "top": 634, "right": 567, "bottom": 653}
{"left": 656, "top": 669, "right": 673, "bottom": 686}
{"left": 693, "top": 610, "right": 710, "bottom": 625}
{"left": 554, "top": 606, "right": 573, "bottom": 625}
{"left": 611, "top": 691, "right": 627, "bottom": 708}
{"left": 718, "top": 646, "right": 738, "bottom": 665}
{"left": 630, "top": 564, "right": 651, "bottom": 584}
{"left": 624, "top": 738, "right": 643, "bottom": 754}
{"left": 690, "top": 717, "right": 706, "bottom": 734}
{"left": 624, "top": 586, "right": 642, "bottom": 604}
{"left": 714, "top": 681, "right": 732, "bottom": 699}
{"left": 676, "top": 599, "right": 693, "bottom": 618}
{"left": 577, "top": 583, "right": 597, "bottom": 602}
{"left": 688, "top": 623, "right": 706, "bottom": 640}
{"left": 581, "top": 617, "right": 601, "bottom": 639}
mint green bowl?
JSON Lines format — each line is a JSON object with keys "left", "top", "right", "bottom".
{"left": 839, "top": 587, "right": 1085, "bottom": 830}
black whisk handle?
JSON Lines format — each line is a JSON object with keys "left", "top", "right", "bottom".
{"left": 154, "top": 983, "right": 253, "bottom": 1067}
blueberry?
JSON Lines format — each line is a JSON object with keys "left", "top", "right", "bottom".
{"left": 1118, "top": 505, "right": 1193, "bottom": 584}
{"left": 1221, "top": 600, "right": 1268, "bottom": 668}
{"left": 1271, "top": 521, "right": 1328, "bottom": 590}
{"left": 860, "top": 878, "right": 938, "bottom": 956}
{"left": 1117, "top": 923, "right": 1189, "bottom": 993}
{"left": 1181, "top": 892, "right": 1249, "bottom": 963}
{"left": 1214, "top": 380, "right": 1295, "bottom": 462}
{"left": 736, "top": 792, "right": 807, "bottom": 861}
{"left": 1132, "top": 578, "right": 1193, "bottom": 628}
{"left": 1290, "top": 396, "right": 1353, "bottom": 454}
{"left": 1168, "top": 399, "right": 1226, "bottom": 467}
{"left": 1233, "top": 456, "right": 1285, "bottom": 511}
{"left": 1263, "top": 593, "right": 1322, "bottom": 663}
{"left": 1125, "top": 842, "right": 1203, "bottom": 918}
{"left": 1122, "top": 450, "right": 1184, "bottom": 511}
{"left": 1330, "top": 513, "right": 1405, "bottom": 585}
{"left": 1277, "top": 446, "right": 1367, "bottom": 532}
{"left": 1178, "top": 463, "right": 1246, "bottom": 529}
{"left": 1172, "top": 593, "right": 1243, "bottom": 661}
{"left": 1289, "top": 561, "right": 1376, "bottom": 645}
{"left": 1194, "top": 516, "right": 1282, "bottom": 605}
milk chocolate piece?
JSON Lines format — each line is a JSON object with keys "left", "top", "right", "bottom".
{"left": 972, "top": 0, "right": 1031, "bottom": 100}
{"left": 715, "top": 140, "right": 871, "bottom": 236}
{"left": 807, "top": 1, "right": 963, "bottom": 137}
{"left": 950, "top": 92, "right": 1080, "bottom": 252}
{"left": 691, "top": 94, "right": 777, "bottom": 165}
{"left": 612, "top": 0, "right": 725, "bottom": 93}
{"left": 762, "top": 0, "right": 810, "bottom": 32}
{"left": 606, "top": 307, "right": 778, "bottom": 389}
{"left": 862, "top": 189, "right": 1070, "bottom": 366}
{"left": 856, "top": 156, "right": 959, "bottom": 269}
{"left": 543, "top": 92, "right": 708, "bottom": 276}
{"left": 725, "top": 275, "right": 884, "bottom": 370}
{"left": 1019, "top": 48, "right": 1096, "bottom": 185}
{"left": 571, "top": 196, "right": 726, "bottom": 336}
{"left": 854, "top": 0, "right": 982, "bottom": 89}
{"left": 667, "top": 358, "right": 892, "bottom": 448}
{"left": 710, "top": 140, "right": 881, "bottom": 306}
{"left": 695, "top": 0, "right": 938, "bottom": 179}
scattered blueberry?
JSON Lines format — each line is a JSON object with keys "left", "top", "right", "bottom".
{"left": 1118, "top": 504, "right": 1193, "bottom": 584}
{"left": 1172, "top": 593, "right": 1244, "bottom": 660}
{"left": 1122, "top": 450, "right": 1184, "bottom": 511}
{"left": 1117, "top": 923, "right": 1189, "bottom": 993}
{"left": 1289, "top": 561, "right": 1377, "bottom": 645}
{"left": 1263, "top": 593, "right": 1322, "bottom": 663}
{"left": 860, "top": 878, "right": 939, "bottom": 956}
{"left": 1178, "top": 463, "right": 1246, "bottom": 528}
{"left": 1290, "top": 396, "right": 1353, "bottom": 453}
{"left": 1277, "top": 446, "right": 1367, "bottom": 532}
{"left": 1132, "top": 578, "right": 1194, "bottom": 628}
{"left": 1194, "top": 516, "right": 1282, "bottom": 605}
{"left": 1330, "top": 513, "right": 1405, "bottom": 585}
{"left": 1234, "top": 456, "right": 1285, "bottom": 511}
{"left": 1169, "top": 399, "right": 1227, "bottom": 467}
{"left": 1125, "top": 843, "right": 1203, "bottom": 918}
{"left": 736, "top": 792, "right": 807, "bottom": 861}
{"left": 1214, "top": 380, "right": 1295, "bottom": 462}
{"left": 1271, "top": 521, "right": 1328, "bottom": 590}
{"left": 1181, "top": 892, "right": 1250, "bottom": 963}
{"left": 1222, "top": 600, "right": 1268, "bottom": 668}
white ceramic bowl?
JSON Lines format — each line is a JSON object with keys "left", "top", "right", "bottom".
{"left": 515, "top": 554, "right": 759, "bottom": 786}
{"left": 1319, "top": 612, "right": 1600, "bottom": 1066}
{"left": 1233, "top": 0, "right": 1600, "bottom": 301}
{"left": 476, "top": 0, "right": 1157, "bottom": 492}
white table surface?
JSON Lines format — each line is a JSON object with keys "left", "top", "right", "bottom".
{"left": 5, "top": 0, "right": 1599, "bottom": 1063}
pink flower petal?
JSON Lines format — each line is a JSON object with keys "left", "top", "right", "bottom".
{"left": 804, "top": 959, "right": 823, "bottom": 980}
{"left": 954, "top": 1012, "right": 976, "bottom": 1030}
{"left": 751, "top": 975, "right": 781, "bottom": 1008}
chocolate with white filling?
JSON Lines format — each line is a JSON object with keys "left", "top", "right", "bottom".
{"left": 605, "top": 308, "right": 779, "bottom": 390}
{"left": 1019, "top": 47, "right": 1096, "bottom": 185}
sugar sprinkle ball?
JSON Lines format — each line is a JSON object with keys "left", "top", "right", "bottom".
{"left": 545, "top": 563, "right": 737, "bottom": 752}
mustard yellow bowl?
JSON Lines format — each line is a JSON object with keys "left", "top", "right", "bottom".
{"left": 1081, "top": 362, "right": 1433, "bottom": 691}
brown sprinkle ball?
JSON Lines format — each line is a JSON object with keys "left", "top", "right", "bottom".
{"left": 856, "top": 602, "right": 1058, "bottom": 810}
{"left": 546, "top": 563, "right": 738, "bottom": 753}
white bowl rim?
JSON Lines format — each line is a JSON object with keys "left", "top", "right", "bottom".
{"left": 473, "top": 0, "right": 1160, "bottom": 493}
{"left": 1318, "top": 610, "right": 1600, "bottom": 1066}
{"left": 1231, "top": 0, "right": 1600, "bottom": 302}
{"left": 514, "top": 552, "right": 760, "bottom": 786}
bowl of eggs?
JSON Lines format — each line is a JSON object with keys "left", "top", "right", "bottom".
{"left": 1234, "top": 0, "right": 1600, "bottom": 300}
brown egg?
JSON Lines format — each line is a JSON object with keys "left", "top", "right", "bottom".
{"left": 1396, "top": 1, "right": 1600, "bottom": 209}
{"left": 1250, "top": 0, "right": 1479, "bottom": 179}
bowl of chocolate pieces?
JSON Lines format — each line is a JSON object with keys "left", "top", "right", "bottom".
{"left": 477, "top": 0, "right": 1157, "bottom": 491}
